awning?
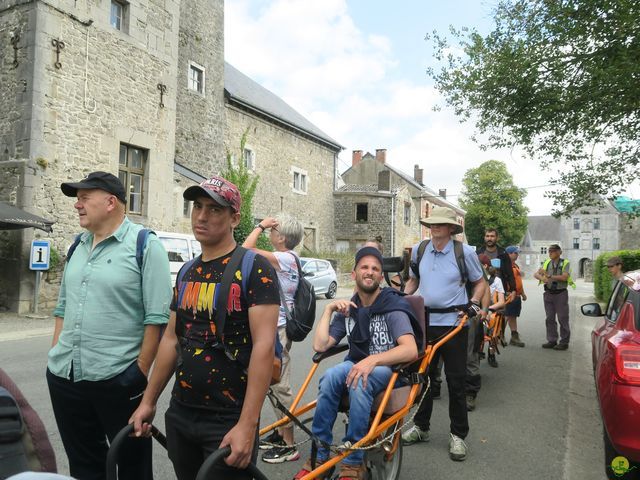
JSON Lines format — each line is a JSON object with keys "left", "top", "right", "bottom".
{"left": 0, "top": 202, "right": 54, "bottom": 232}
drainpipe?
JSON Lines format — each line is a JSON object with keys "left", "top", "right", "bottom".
{"left": 390, "top": 191, "right": 396, "bottom": 256}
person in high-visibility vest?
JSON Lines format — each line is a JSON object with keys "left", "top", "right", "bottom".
{"left": 533, "top": 244, "right": 575, "bottom": 351}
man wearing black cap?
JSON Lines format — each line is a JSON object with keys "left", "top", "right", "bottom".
{"left": 292, "top": 247, "right": 420, "bottom": 480}
{"left": 130, "top": 175, "right": 280, "bottom": 480}
{"left": 46, "top": 171, "right": 172, "bottom": 480}
{"left": 534, "top": 244, "right": 575, "bottom": 350}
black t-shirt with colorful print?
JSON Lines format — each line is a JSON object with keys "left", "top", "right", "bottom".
{"left": 169, "top": 247, "right": 280, "bottom": 412}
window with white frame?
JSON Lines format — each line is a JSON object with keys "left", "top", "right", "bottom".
{"left": 593, "top": 237, "right": 600, "bottom": 250}
{"left": 118, "top": 143, "right": 147, "bottom": 215}
{"left": 593, "top": 217, "right": 600, "bottom": 230}
{"left": 243, "top": 147, "right": 255, "bottom": 170}
{"left": 110, "top": 0, "right": 126, "bottom": 31}
{"left": 540, "top": 247, "right": 547, "bottom": 254}
{"left": 404, "top": 202, "right": 411, "bottom": 225}
{"left": 292, "top": 167, "right": 308, "bottom": 194}
{"left": 573, "top": 237, "right": 579, "bottom": 249}
{"left": 573, "top": 217, "right": 580, "bottom": 230}
{"left": 188, "top": 62, "right": 205, "bottom": 94}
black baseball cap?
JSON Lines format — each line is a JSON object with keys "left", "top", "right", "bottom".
{"left": 354, "top": 246, "right": 384, "bottom": 270}
{"left": 61, "top": 171, "right": 127, "bottom": 204}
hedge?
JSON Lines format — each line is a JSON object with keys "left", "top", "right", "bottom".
{"left": 594, "top": 249, "right": 640, "bottom": 301}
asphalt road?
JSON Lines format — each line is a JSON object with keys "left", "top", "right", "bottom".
{"left": 0, "top": 279, "right": 604, "bottom": 479}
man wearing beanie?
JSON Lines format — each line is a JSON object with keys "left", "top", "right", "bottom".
{"left": 292, "top": 246, "right": 421, "bottom": 480}
{"left": 47, "top": 171, "right": 172, "bottom": 480}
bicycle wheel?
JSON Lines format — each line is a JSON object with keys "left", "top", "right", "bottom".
{"left": 365, "top": 431, "right": 403, "bottom": 480}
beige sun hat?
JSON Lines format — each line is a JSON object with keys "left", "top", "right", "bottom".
{"left": 419, "top": 206, "right": 463, "bottom": 234}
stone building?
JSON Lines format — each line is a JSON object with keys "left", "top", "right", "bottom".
{"left": 0, "top": 0, "right": 340, "bottom": 312}
{"left": 335, "top": 150, "right": 466, "bottom": 256}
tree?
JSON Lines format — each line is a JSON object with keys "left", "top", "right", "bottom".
{"left": 221, "top": 130, "right": 272, "bottom": 250}
{"left": 460, "top": 160, "right": 528, "bottom": 246}
{"left": 427, "top": 0, "right": 640, "bottom": 215}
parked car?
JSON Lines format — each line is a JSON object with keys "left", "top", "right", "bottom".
{"left": 156, "top": 231, "right": 201, "bottom": 285}
{"left": 582, "top": 275, "right": 640, "bottom": 479}
{"left": 300, "top": 257, "right": 338, "bottom": 299}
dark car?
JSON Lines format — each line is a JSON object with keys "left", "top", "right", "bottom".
{"left": 582, "top": 276, "right": 640, "bottom": 479}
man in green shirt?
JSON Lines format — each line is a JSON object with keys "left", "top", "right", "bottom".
{"left": 46, "top": 171, "right": 172, "bottom": 480}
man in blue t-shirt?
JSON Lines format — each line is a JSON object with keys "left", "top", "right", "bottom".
{"left": 292, "top": 247, "right": 420, "bottom": 480}
{"left": 402, "top": 206, "right": 485, "bottom": 462}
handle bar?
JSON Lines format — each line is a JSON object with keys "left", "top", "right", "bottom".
{"left": 196, "top": 445, "right": 269, "bottom": 480}
{"left": 106, "top": 424, "right": 167, "bottom": 480}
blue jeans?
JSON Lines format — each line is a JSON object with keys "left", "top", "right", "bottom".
{"left": 311, "top": 361, "right": 392, "bottom": 466}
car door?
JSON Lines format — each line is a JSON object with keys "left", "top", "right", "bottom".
{"left": 314, "top": 261, "right": 331, "bottom": 293}
{"left": 303, "top": 261, "right": 323, "bottom": 293}
{"left": 592, "top": 282, "right": 629, "bottom": 380}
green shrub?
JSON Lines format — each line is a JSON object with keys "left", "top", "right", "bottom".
{"left": 594, "top": 249, "right": 640, "bottom": 301}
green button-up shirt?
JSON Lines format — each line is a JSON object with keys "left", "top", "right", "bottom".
{"left": 48, "top": 217, "right": 172, "bottom": 382}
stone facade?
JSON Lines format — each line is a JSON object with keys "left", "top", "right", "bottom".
{"left": 225, "top": 105, "right": 338, "bottom": 252}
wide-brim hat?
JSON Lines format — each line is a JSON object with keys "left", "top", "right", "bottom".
{"left": 419, "top": 206, "right": 463, "bottom": 234}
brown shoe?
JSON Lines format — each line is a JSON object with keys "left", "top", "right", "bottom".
{"left": 509, "top": 331, "right": 525, "bottom": 347}
{"left": 293, "top": 458, "right": 328, "bottom": 479}
{"left": 338, "top": 463, "right": 367, "bottom": 480}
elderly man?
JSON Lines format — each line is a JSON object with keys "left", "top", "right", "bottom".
{"left": 534, "top": 244, "right": 575, "bottom": 350}
{"left": 402, "top": 206, "right": 485, "bottom": 462}
{"left": 47, "top": 171, "right": 172, "bottom": 480}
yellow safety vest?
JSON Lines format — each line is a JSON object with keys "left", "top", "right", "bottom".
{"left": 540, "top": 258, "right": 576, "bottom": 289}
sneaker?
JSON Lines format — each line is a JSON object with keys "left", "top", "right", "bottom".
{"left": 553, "top": 343, "right": 569, "bottom": 351}
{"left": 509, "top": 332, "right": 525, "bottom": 347}
{"left": 262, "top": 445, "right": 300, "bottom": 464}
{"left": 259, "top": 430, "right": 284, "bottom": 450}
{"left": 402, "top": 424, "right": 430, "bottom": 445}
{"left": 337, "top": 463, "right": 366, "bottom": 480}
{"left": 466, "top": 394, "right": 476, "bottom": 412}
{"left": 449, "top": 433, "right": 467, "bottom": 461}
{"left": 542, "top": 341, "right": 557, "bottom": 349}
{"left": 431, "top": 385, "right": 441, "bottom": 400}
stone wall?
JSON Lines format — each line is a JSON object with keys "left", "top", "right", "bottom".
{"left": 393, "top": 186, "right": 421, "bottom": 255}
{"left": 225, "top": 105, "right": 337, "bottom": 252}
{"left": 174, "top": 0, "right": 225, "bottom": 175}
{"left": 334, "top": 192, "right": 392, "bottom": 253}
{"left": 619, "top": 215, "right": 640, "bottom": 250}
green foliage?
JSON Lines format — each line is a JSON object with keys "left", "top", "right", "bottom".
{"left": 221, "top": 130, "right": 263, "bottom": 247}
{"left": 49, "top": 247, "right": 61, "bottom": 269}
{"left": 460, "top": 160, "right": 528, "bottom": 246}
{"left": 427, "top": 0, "right": 640, "bottom": 216}
{"left": 308, "top": 250, "right": 355, "bottom": 275}
{"left": 594, "top": 250, "right": 640, "bottom": 301}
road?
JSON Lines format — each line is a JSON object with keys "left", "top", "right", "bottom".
{"left": 0, "top": 278, "right": 603, "bottom": 479}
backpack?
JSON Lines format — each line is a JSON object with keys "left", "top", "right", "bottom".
{"left": 282, "top": 254, "right": 317, "bottom": 342}
{"left": 0, "top": 370, "right": 56, "bottom": 478}
{"left": 410, "top": 239, "right": 474, "bottom": 297}
{"left": 177, "top": 247, "right": 284, "bottom": 385}
{"left": 67, "top": 228, "right": 154, "bottom": 269}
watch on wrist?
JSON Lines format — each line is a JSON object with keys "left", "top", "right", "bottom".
{"left": 256, "top": 224, "right": 266, "bottom": 232}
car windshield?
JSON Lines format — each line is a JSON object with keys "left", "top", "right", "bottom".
{"left": 300, "top": 259, "right": 308, "bottom": 267}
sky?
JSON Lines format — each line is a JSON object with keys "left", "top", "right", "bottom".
{"left": 224, "top": 0, "right": 564, "bottom": 215}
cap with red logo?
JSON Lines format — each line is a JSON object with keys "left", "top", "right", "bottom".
{"left": 183, "top": 175, "right": 242, "bottom": 213}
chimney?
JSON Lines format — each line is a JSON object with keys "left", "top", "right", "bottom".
{"left": 414, "top": 164, "right": 424, "bottom": 185}
{"left": 375, "top": 148, "right": 387, "bottom": 164}
{"left": 378, "top": 170, "right": 390, "bottom": 192}
{"left": 352, "top": 150, "right": 363, "bottom": 166}
{"left": 439, "top": 188, "right": 447, "bottom": 199}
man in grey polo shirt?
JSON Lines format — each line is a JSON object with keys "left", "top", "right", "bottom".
{"left": 401, "top": 206, "right": 485, "bottom": 461}
{"left": 46, "top": 171, "right": 172, "bottom": 480}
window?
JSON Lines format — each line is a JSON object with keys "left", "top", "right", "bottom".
{"left": 292, "top": 167, "right": 308, "bottom": 194}
{"left": 243, "top": 148, "right": 255, "bottom": 170}
{"left": 573, "top": 238, "right": 580, "bottom": 249}
{"left": 188, "top": 62, "right": 205, "bottom": 94}
{"left": 110, "top": 0, "right": 125, "bottom": 31}
{"left": 593, "top": 217, "right": 600, "bottom": 230}
{"left": 607, "top": 283, "right": 629, "bottom": 323}
{"left": 118, "top": 143, "right": 146, "bottom": 215}
{"left": 540, "top": 247, "right": 547, "bottom": 254}
{"left": 573, "top": 218, "right": 580, "bottom": 230}
{"left": 404, "top": 202, "right": 411, "bottom": 225}
{"left": 356, "top": 203, "right": 368, "bottom": 222}
{"left": 183, "top": 199, "right": 191, "bottom": 218}
{"left": 593, "top": 237, "right": 600, "bottom": 250}
{"left": 336, "top": 240, "right": 349, "bottom": 252}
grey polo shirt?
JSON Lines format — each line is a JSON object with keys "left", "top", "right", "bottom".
{"left": 410, "top": 239, "right": 483, "bottom": 327}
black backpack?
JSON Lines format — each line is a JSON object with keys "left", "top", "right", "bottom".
{"left": 282, "top": 254, "right": 317, "bottom": 342}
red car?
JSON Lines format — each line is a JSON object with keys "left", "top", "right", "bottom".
{"left": 583, "top": 278, "right": 640, "bottom": 479}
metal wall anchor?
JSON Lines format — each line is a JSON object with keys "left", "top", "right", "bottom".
{"left": 157, "top": 83, "right": 167, "bottom": 108}
{"left": 52, "top": 38, "right": 65, "bottom": 69}
{"left": 10, "top": 33, "right": 20, "bottom": 68}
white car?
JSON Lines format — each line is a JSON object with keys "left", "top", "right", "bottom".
{"left": 300, "top": 257, "right": 338, "bottom": 299}
{"left": 156, "top": 231, "right": 201, "bottom": 285}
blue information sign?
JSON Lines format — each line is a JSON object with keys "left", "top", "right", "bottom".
{"left": 30, "top": 240, "right": 51, "bottom": 271}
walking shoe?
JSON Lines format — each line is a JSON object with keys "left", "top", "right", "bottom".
{"left": 293, "top": 458, "right": 333, "bottom": 480}
{"left": 262, "top": 444, "right": 300, "bottom": 464}
{"left": 337, "top": 463, "right": 367, "bottom": 479}
{"left": 259, "top": 430, "right": 284, "bottom": 450}
{"left": 431, "top": 385, "right": 441, "bottom": 399}
{"left": 509, "top": 331, "right": 525, "bottom": 347}
{"left": 402, "top": 424, "right": 430, "bottom": 445}
{"left": 488, "top": 353, "right": 498, "bottom": 368}
{"left": 542, "top": 341, "right": 557, "bottom": 349}
{"left": 553, "top": 343, "right": 569, "bottom": 351}
{"left": 466, "top": 394, "right": 476, "bottom": 412}
{"left": 449, "top": 433, "right": 467, "bottom": 461}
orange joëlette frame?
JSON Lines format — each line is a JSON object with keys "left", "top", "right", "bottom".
{"left": 259, "top": 316, "right": 469, "bottom": 480}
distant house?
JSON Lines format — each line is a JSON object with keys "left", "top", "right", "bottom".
{"left": 520, "top": 216, "right": 562, "bottom": 277}
{"left": 335, "top": 150, "right": 465, "bottom": 255}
